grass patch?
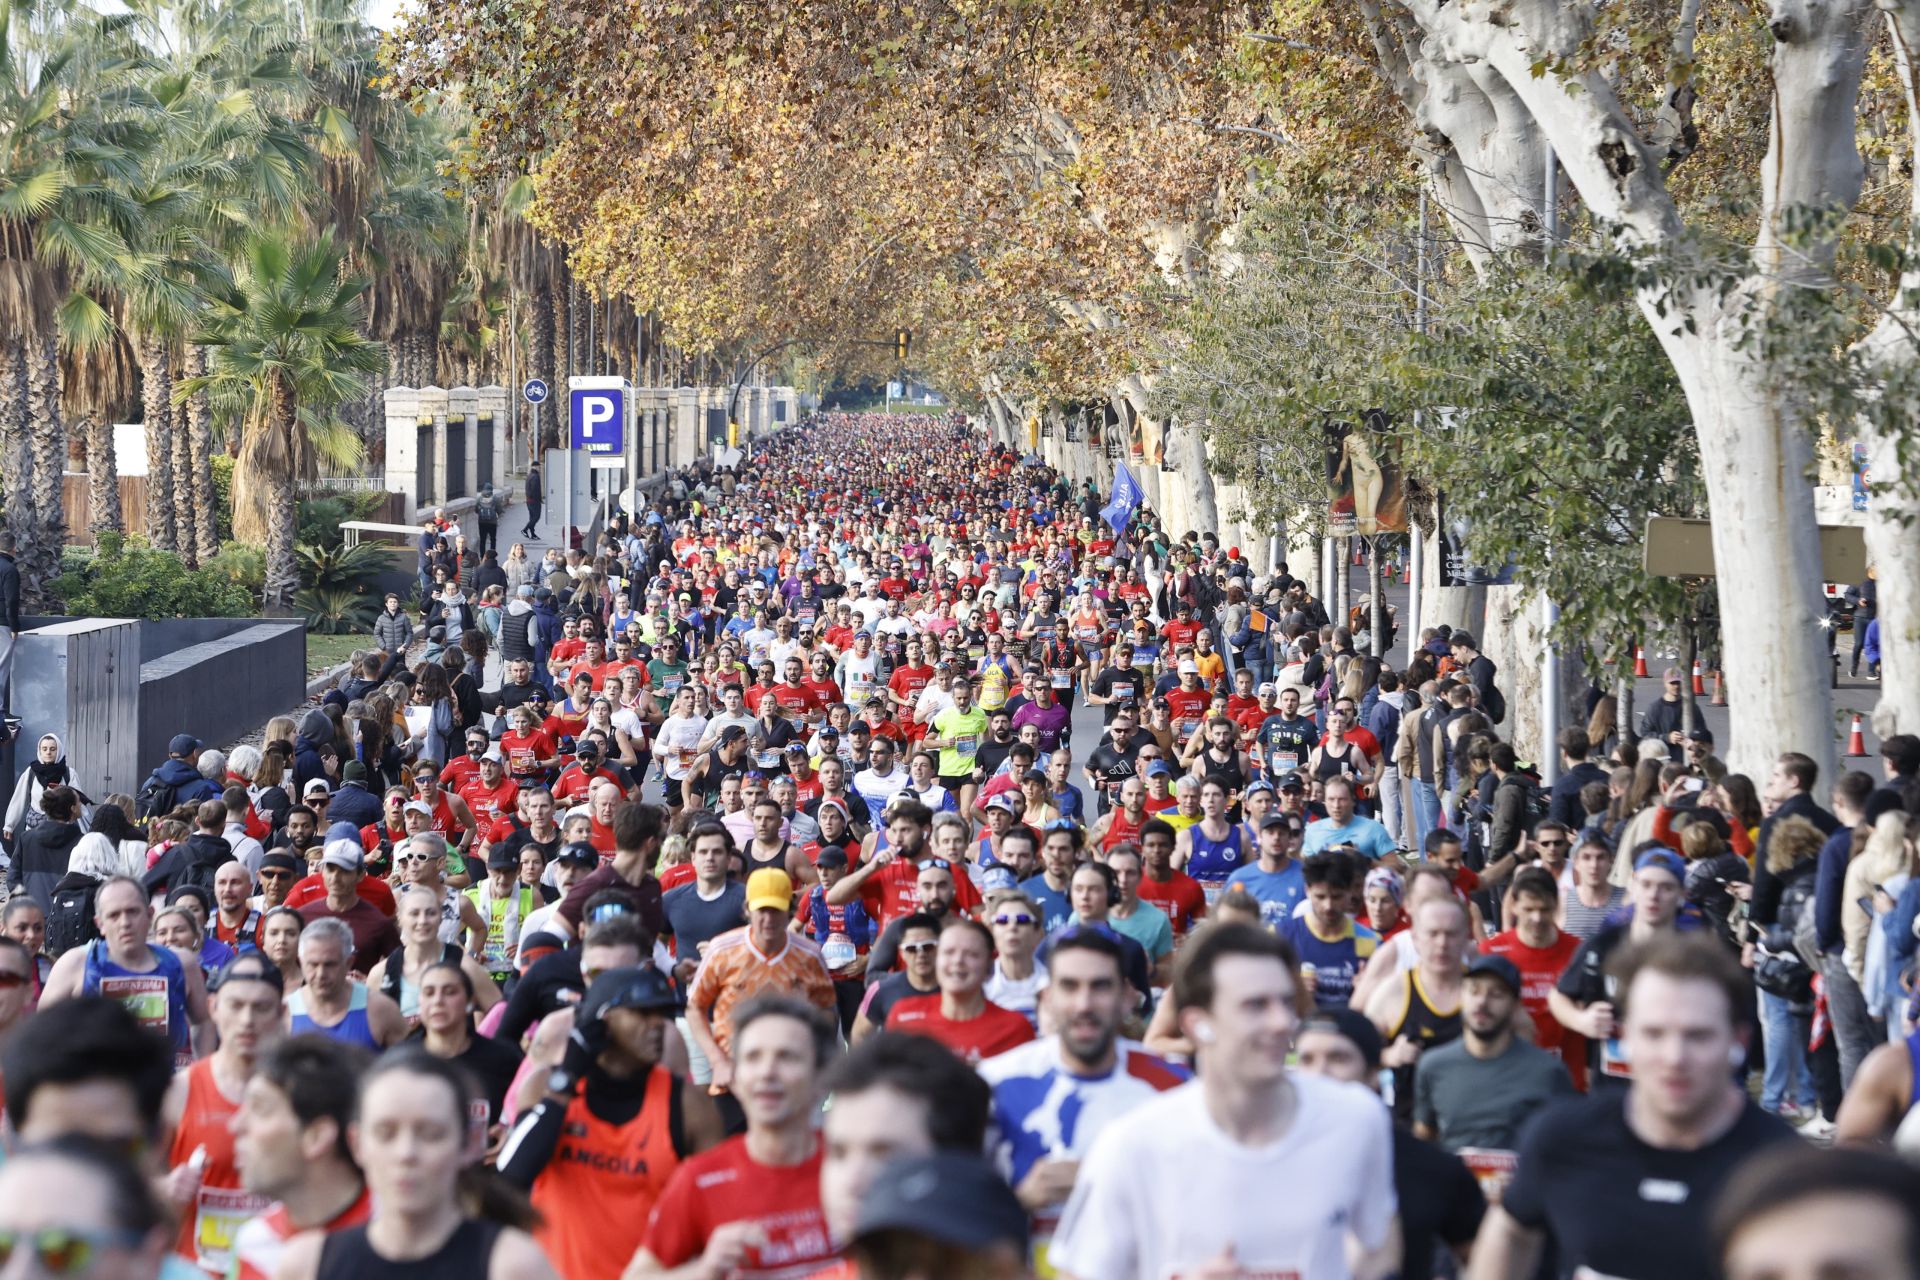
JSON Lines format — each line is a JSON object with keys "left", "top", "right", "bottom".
{"left": 306, "top": 632, "right": 364, "bottom": 678}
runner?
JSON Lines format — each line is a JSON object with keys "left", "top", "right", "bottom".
{"left": 39, "top": 875, "right": 213, "bottom": 1066}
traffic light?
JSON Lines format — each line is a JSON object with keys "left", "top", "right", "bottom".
{"left": 728, "top": 420, "right": 740, "bottom": 448}
{"left": 894, "top": 328, "right": 911, "bottom": 361}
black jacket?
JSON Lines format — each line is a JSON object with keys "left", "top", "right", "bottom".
{"left": 0, "top": 551, "right": 18, "bottom": 631}
{"left": 141, "top": 831, "right": 234, "bottom": 898}
{"left": 1549, "top": 761, "right": 1610, "bottom": 828}
{"left": 8, "top": 819, "right": 83, "bottom": 912}
{"left": 1750, "top": 793, "right": 1841, "bottom": 927}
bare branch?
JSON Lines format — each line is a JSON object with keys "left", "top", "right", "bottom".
{"left": 1650, "top": 0, "right": 1703, "bottom": 173}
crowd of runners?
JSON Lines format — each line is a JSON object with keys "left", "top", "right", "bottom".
{"left": 0, "top": 410, "right": 1916, "bottom": 1280}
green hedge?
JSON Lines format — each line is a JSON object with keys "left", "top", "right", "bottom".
{"left": 51, "top": 533, "right": 256, "bottom": 619}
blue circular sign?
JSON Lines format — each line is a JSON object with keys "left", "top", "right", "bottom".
{"left": 523, "top": 378, "right": 550, "bottom": 405}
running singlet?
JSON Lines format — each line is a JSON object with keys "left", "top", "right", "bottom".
{"left": 287, "top": 984, "right": 381, "bottom": 1051}
{"left": 1183, "top": 823, "right": 1245, "bottom": 899}
{"left": 532, "top": 1066, "right": 681, "bottom": 1280}
{"left": 977, "top": 657, "right": 1014, "bottom": 711}
{"left": 230, "top": 1189, "right": 371, "bottom": 1280}
{"left": 1384, "top": 970, "right": 1460, "bottom": 1117}
{"left": 1099, "top": 809, "right": 1145, "bottom": 853}
{"left": 168, "top": 1059, "right": 270, "bottom": 1276}
{"left": 466, "top": 884, "right": 536, "bottom": 979}
{"left": 1275, "top": 916, "right": 1378, "bottom": 1009}
{"left": 981, "top": 1038, "right": 1189, "bottom": 1269}
{"left": 316, "top": 1219, "right": 502, "bottom": 1280}
{"left": 82, "top": 942, "right": 191, "bottom": 1066}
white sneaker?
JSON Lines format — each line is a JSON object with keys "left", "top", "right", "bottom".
{"left": 1797, "top": 1114, "right": 1837, "bottom": 1141}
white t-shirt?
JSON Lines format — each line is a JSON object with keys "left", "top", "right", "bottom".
{"left": 656, "top": 715, "right": 708, "bottom": 780}
{"left": 1051, "top": 1074, "right": 1396, "bottom": 1280}
{"left": 982, "top": 960, "right": 1049, "bottom": 1028}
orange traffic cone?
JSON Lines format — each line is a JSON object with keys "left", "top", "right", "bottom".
{"left": 1352, "top": 542, "right": 1364, "bottom": 566}
{"left": 1710, "top": 670, "right": 1726, "bottom": 706}
{"left": 1847, "top": 715, "right": 1868, "bottom": 757}
{"left": 1401, "top": 561, "right": 1413, "bottom": 584}
{"left": 1634, "top": 647, "right": 1649, "bottom": 678}
{"left": 1691, "top": 659, "right": 1706, "bottom": 696}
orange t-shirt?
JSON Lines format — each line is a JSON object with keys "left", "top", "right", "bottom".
{"left": 168, "top": 1060, "right": 270, "bottom": 1276}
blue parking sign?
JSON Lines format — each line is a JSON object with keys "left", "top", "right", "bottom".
{"left": 570, "top": 388, "right": 625, "bottom": 454}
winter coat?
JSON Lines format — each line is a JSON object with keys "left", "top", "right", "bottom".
{"left": 140, "top": 830, "right": 234, "bottom": 898}
{"left": 374, "top": 607, "right": 414, "bottom": 653}
{"left": 7, "top": 819, "right": 83, "bottom": 912}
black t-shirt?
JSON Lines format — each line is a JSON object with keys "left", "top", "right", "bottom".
{"left": 498, "top": 827, "right": 562, "bottom": 873}
{"left": 1253, "top": 714, "right": 1318, "bottom": 778}
{"left": 861, "top": 970, "right": 935, "bottom": 1025}
{"left": 1090, "top": 666, "right": 1146, "bottom": 721}
{"left": 492, "top": 948, "right": 586, "bottom": 1045}
{"left": 976, "top": 736, "right": 1016, "bottom": 780}
{"left": 1394, "top": 1129, "right": 1485, "bottom": 1280}
{"left": 404, "top": 1029, "right": 525, "bottom": 1127}
{"left": 1501, "top": 1093, "right": 1796, "bottom": 1280}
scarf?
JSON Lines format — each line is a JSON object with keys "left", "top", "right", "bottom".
{"left": 28, "top": 741, "right": 68, "bottom": 790}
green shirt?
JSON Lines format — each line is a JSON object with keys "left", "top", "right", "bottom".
{"left": 932, "top": 705, "right": 989, "bottom": 778}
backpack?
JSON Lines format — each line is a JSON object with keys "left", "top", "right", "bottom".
{"left": 477, "top": 492, "right": 498, "bottom": 520}
{"left": 45, "top": 879, "right": 99, "bottom": 958}
{"left": 135, "top": 775, "right": 179, "bottom": 820}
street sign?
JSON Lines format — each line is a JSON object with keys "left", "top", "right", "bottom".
{"left": 587, "top": 455, "right": 627, "bottom": 470}
{"left": 1643, "top": 515, "right": 1867, "bottom": 582}
{"left": 523, "top": 378, "right": 549, "bottom": 405}
{"left": 570, "top": 387, "right": 625, "bottom": 454}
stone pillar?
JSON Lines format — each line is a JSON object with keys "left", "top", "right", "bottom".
{"left": 450, "top": 386, "right": 479, "bottom": 501}
{"left": 383, "top": 386, "right": 421, "bottom": 519}
{"left": 670, "top": 388, "right": 700, "bottom": 470}
{"left": 418, "top": 386, "right": 449, "bottom": 512}
{"left": 479, "top": 385, "right": 509, "bottom": 482}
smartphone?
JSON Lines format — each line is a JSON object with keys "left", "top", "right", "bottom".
{"left": 1683, "top": 777, "right": 1705, "bottom": 793}
{"left": 1859, "top": 896, "right": 1877, "bottom": 915}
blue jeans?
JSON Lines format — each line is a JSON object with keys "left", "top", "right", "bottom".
{"left": 1758, "top": 989, "right": 1815, "bottom": 1112}
{"left": 1410, "top": 778, "right": 1442, "bottom": 852}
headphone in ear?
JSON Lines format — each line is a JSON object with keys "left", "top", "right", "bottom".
{"left": 1728, "top": 1043, "right": 1746, "bottom": 1071}
{"left": 1194, "top": 1022, "right": 1216, "bottom": 1044}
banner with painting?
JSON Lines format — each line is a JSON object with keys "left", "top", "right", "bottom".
{"left": 1324, "top": 410, "right": 1409, "bottom": 536}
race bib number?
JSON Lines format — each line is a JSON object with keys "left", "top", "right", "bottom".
{"left": 1269, "top": 749, "right": 1299, "bottom": 774}
{"left": 1458, "top": 1148, "right": 1519, "bottom": 1204}
{"left": 99, "top": 974, "right": 170, "bottom": 1038}
{"left": 509, "top": 746, "right": 536, "bottom": 773}
{"left": 1177, "top": 719, "right": 1200, "bottom": 737}
{"left": 953, "top": 734, "right": 979, "bottom": 757}
{"left": 755, "top": 750, "right": 781, "bottom": 770}
{"left": 1050, "top": 672, "right": 1071, "bottom": 689}
{"left": 1601, "top": 1036, "right": 1633, "bottom": 1078}
{"left": 193, "top": 1185, "right": 270, "bottom": 1272}
{"left": 675, "top": 748, "right": 696, "bottom": 769}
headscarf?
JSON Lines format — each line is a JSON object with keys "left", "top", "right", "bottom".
{"left": 28, "top": 734, "right": 68, "bottom": 790}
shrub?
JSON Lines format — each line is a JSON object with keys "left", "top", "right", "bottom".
{"left": 204, "top": 542, "right": 266, "bottom": 594}
{"left": 50, "top": 534, "right": 255, "bottom": 620}
{"left": 296, "top": 587, "right": 379, "bottom": 634}
{"left": 296, "top": 489, "right": 386, "bottom": 553}
{"left": 295, "top": 541, "right": 386, "bottom": 593}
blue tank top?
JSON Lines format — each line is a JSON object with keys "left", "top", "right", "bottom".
{"left": 1186, "top": 821, "right": 1245, "bottom": 890}
{"left": 82, "top": 942, "right": 191, "bottom": 1064}
{"left": 288, "top": 984, "right": 380, "bottom": 1051}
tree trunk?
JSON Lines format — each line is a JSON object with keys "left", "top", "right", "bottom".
{"left": 185, "top": 346, "right": 218, "bottom": 565}
{"left": 24, "top": 334, "right": 66, "bottom": 605}
{"left": 0, "top": 338, "right": 35, "bottom": 567}
{"left": 168, "top": 354, "right": 197, "bottom": 567}
{"left": 1674, "top": 339, "right": 1836, "bottom": 782}
{"left": 262, "top": 385, "right": 300, "bottom": 611}
{"left": 532, "top": 285, "right": 557, "bottom": 452}
{"left": 81, "top": 411, "right": 121, "bottom": 537}
{"left": 139, "top": 336, "right": 176, "bottom": 552}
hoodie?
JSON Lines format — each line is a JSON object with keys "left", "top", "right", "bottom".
{"left": 141, "top": 829, "right": 234, "bottom": 898}
{"left": 293, "top": 709, "right": 335, "bottom": 791}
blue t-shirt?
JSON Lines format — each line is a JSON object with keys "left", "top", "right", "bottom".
{"left": 1301, "top": 815, "right": 1397, "bottom": 861}
{"left": 1019, "top": 874, "right": 1073, "bottom": 933}
{"left": 1275, "top": 915, "right": 1379, "bottom": 1008}
{"left": 1224, "top": 861, "right": 1307, "bottom": 927}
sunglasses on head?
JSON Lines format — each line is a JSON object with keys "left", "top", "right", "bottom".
{"left": 587, "top": 902, "right": 632, "bottom": 924}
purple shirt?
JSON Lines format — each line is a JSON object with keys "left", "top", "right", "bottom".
{"left": 1012, "top": 700, "right": 1072, "bottom": 753}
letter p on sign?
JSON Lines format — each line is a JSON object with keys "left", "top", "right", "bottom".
{"left": 569, "top": 388, "right": 625, "bottom": 454}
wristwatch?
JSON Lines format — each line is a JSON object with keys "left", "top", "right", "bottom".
{"left": 546, "top": 1067, "right": 575, "bottom": 1097}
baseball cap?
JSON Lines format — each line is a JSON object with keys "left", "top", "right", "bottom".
{"left": 579, "top": 965, "right": 679, "bottom": 1020}
{"left": 746, "top": 868, "right": 794, "bottom": 912}
{"left": 485, "top": 844, "right": 519, "bottom": 872}
{"left": 482, "top": 747, "right": 505, "bottom": 764}
{"left": 852, "top": 1152, "right": 1029, "bottom": 1254}
{"left": 1243, "top": 779, "right": 1276, "bottom": 798}
{"left": 1177, "top": 659, "right": 1199, "bottom": 675}
{"left": 1276, "top": 771, "right": 1305, "bottom": 792}
{"left": 981, "top": 865, "right": 1018, "bottom": 892}
{"left": 1686, "top": 727, "right": 1715, "bottom": 743}
{"left": 320, "top": 840, "right": 364, "bottom": 872}
{"left": 1257, "top": 812, "right": 1290, "bottom": 831}
{"left": 1257, "top": 682, "right": 1277, "bottom": 696}
{"left": 1464, "top": 953, "right": 1523, "bottom": 994}
{"left": 168, "top": 733, "right": 202, "bottom": 756}
{"left": 303, "top": 779, "right": 331, "bottom": 798}
{"left": 404, "top": 800, "right": 433, "bottom": 818}
{"left": 1143, "top": 760, "right": 1171, "bottom": 778}
{"left": 1634, "top": 846, "right": 1687, "bottom": 883}
{"left": 1298, "top": 1005, "right": 1384, "bottom": 1070}
{"left": 258, "top": 851, "right": 300, "bottom": 876}
{"left": 814, "top": 846, "right": 849, "bottom": 871}
{"left": 984, "top": 793, "right": 1017, "bottom": 813}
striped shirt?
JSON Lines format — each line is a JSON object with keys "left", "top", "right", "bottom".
{"left": 689, "top": 927, "right": 836, "bottom": 1057}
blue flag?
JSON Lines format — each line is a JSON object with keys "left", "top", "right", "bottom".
{"left": 1100, "top": 463, "right": 1143, "bottom": 533}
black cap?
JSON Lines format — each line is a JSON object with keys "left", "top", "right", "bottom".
{"left": 1464, "top": 953, "right": 1524, "bottom": 994}
{"left": 852, "top": 1152, "right": 1028, "bottom": 1254}
{"left": 1298, "top": 1006, "right": 1383, "bottom": 1069}
{"left": 556, "top": 840, "right": 601, "bottom": 867}
{"left": 814, "top": 846, "right": 849, "bottom": 870}
{"left": 1276, "top": 772, "right": 1305, "bottom": 792}
{"left": 486, "top": 844, "right": 519, "bottom": 872}
{"left": 1686, "top": 727, "right": 1715, "bottom": 743}
{"left": 259, "top": 851, "right": 301, "bottom": 875}
{"left": 579, "top": 965, "right": 679, "bottom": 1020}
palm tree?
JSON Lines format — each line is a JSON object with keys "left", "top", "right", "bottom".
{"left": 179, "top": 229, "right": 382, "bottom": 608}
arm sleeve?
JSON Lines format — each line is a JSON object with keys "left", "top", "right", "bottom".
{"left": 494, "top": 1095, "right": 568, "bottom": 1189}
{"left": 493, "top": 971, "right": 547, "bottom": 1045}
{"left": 1815, "top": 839, "right": 1849, "bottom": 954}
{"left": 1496, "top": 1109, "right": 1557, "bottom": 1229}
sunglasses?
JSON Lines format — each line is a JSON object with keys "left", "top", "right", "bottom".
{"left": 992, "top": 912, "right": 1036, "bottom": 927}
{"left": 1536, "top": 839, "right": 1570, "bottom": 849}
{"left": 587, "top": 902, "right": 632, "bottom": 924}
{"left": 258, "top": 869, "right": 294, "bottom": 880}
{"left": 0, "top": 1228, "right": 149, "bottom": 1276}
{"left": 393, "top": 855, "right": 430, "bottom": 866}
{"left": 900, "top": 941, "right": 938, "bottom": 955}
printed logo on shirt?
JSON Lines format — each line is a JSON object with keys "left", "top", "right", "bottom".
{"left": 1637, "top": 1178, "right": 1688, "bottom": 1204}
